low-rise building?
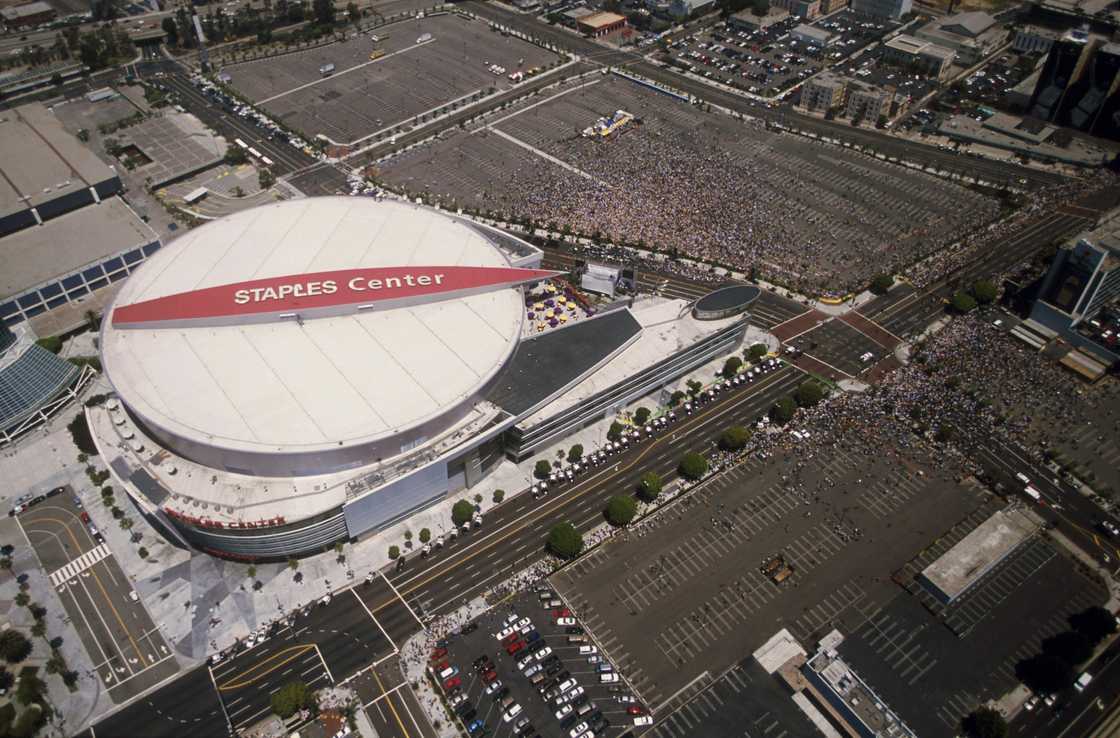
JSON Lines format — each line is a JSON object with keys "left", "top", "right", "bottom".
{"left": 799, "top": 72, "right": 846, "bottom": 112}
{"left": 845, "top": 78, "right": 892, "bottom": 121}
{"left": 729, "top": 5, "right": 790, "bottom": 31}
{"left": 851, "top": 0, "right": 910, "bottom": 21}
{"left": 1013, "top": 25, "right": 1062, "bottom": 55}
{"left": 819, "top": 0, "right": 849, "bottom": 12}
{"left": 576, "top": 10, "right": 627, "bottom": 35}
{"left": 914, "top": 10, "right": 1007, "bottom": 65}
{"left": 881, "top": 34, "right": 955, "bottom": 80}
{"left": 772, "top": 0, "right": 821, "bottom": 21}
{"left": 791, "top": 23, "right": 834, "bottom": 47}
{"left": 0, "top": 1, "right": 55, "bottom": 29}
{"left": 668, "top": 0, "right": 717, "bottom": 18}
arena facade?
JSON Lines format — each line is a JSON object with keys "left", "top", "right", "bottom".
{"left": 91, "top": 198, "right": 749, "bottom": 559}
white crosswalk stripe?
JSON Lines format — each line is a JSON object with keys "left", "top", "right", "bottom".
{"left": 50, "top": 544, "right": 110, "bottom": 586}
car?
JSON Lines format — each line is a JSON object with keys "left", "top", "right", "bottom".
{"left": 73, "top": 495, "right": 82, "bottom": 508}
{"left": 597, "top": 664, "right": 613, "bottom": 673}
{"left": 473, "top": 655, "right": 491, "bottom": 671}
{"left": 600, "top": 672, "right": 619, "bottom": 683}
{"left": 431, "top": 647, "right": 448, "bottom": 660}
{"left": 578, "top": 645, "right": 597, "bottom": 655}
{"left": 502, "top": 632, "right": 520, "bottom": 646}
{"left": 516, "top": 617, "right": 532, "bottom": 629}
{"left": 482, "top": 669, "right": 497, "bottom": 683}
{"left": 1024, "top": 695, "right": 1039, "bottom": 711}
{"left": 80, "top": 511, "right": 91, "bottom": 524}
{"left": 506, "top": 640, "right": 525, "bottom": 655}
{"left": 617, "top": 695, "right": 636, "bottom": 703}
{"left": 557, "top": 678, "right": 577, "bottom": 693}
{"left": 553, "top": 607, "right": 571, "bottom": 618}
{"left": 433, "top": 660, "right": 449, "bottom": 673}
{"left": 627, "top": 705, "right": 645, "bottom": 715}
{"left": 485, "top": 679, "right": 503, "bottom": 694}
{"left": 525, "top": 630, "right": 541, "bottom": 643}
{"left": 504, "top": 613, "right": 519, "bottom": 626}
{"left": 546, "top": 661, "right": 564, "bottom": 676}
{"left": 633, "top": 716, "right": 653, "bottom": 726}
{"left": 523, "top": 663, "right": 543, "bottom": 678}
{"left": 450, "top": 693, "right": 468, "bottom": 707}
{"left": 502, "top": 704, "right": 523, "bottom": 722}
{"left": 467, "top": 719, "right": 485, "bottom": 734}
{"left": 516, "top": 653, "right": 535, "bottom": 670}
{"left": 455, "top": 702, "right": 474, "bottom": 717}
{"left": 129, "top": 591, "right": 140, "bottom": 602}
{"left": 528, "top": 639, "right": 546, "bottom": 653}
{"left": 565, "top": 626, "right": 584, "bottom": 635}
{"left": 557, "top": 617, "right": 576, "bottom": 626}
{"left": 569, "top": 722, "right": 589, "bottom": 737}
{"left": 496, "top": 625, "right": 517, "bottom": 640}
{"left": 443, "top": 675, "right": 461, "bottom": 690}
{"left": 586, "top": 654, "right": 600, "bottom": 664}
{"left": 534, "top": 646, "right": 553, "bottom": 661}
{"left": 460, "top": 622, "right": 478, "bottom": 635}
{"left": 556, "top": 704, "right": 573, "bottom": 720}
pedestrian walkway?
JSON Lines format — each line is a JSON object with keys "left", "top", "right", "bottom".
{"left": 49, "top": 543, "right": 110, "bottom": 585}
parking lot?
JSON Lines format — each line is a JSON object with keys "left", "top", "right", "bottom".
{"left": 548, "top": 439, "right": 985, "bottom": 708}
{"left": 431, "top": 590, "right": 650, "bottom": 738}
{"left": 17, "top": 488, "right": 178, "bottom": 703}
{"left": 225, "top": 13, "right": 559, "bottom": 145}
{"left": 662, "top": 10, "right": 897, "bottom": 98}
{"left": 785, "top": 318, "right": 889, "bottom": 378}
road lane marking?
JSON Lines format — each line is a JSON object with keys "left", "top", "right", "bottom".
{"left": 218, "top": 644, "right": 317, "bottom": 691}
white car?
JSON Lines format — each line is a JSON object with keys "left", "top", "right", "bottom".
{"left": 495, "top": 625, "right": 517, "bottom": 640}
{"left": 617, "top": 695, "right": 636, "bottom": 703}
{"left": 523, "top": 663, "right": 543, "bottom": 678}
{"left": 557, "top": 617, "right": 576, "bottom": 626}
{"left": 485, "top": 679, "right": 503, "bottom": 695}
{"left": 534, "top": 646, "right": 553, "bottom": 661}
{"left": 569, "top": 722, "right": 589, "bottom": 738}
{"left": 450, "top": 693, "right": 468, "bottom": 707}
{"left": 502, "top": 704, "right": 522, "bottom": 722}
{"left": 555, "top": 704, "right": 573, "bottom": 720}
{"left": 578, "top": 645, "right": 597, "bottom": 655}
{"left": 504, "top": 613, "right": 519, "bottom": 626}
{"left": 516, "top": 654, "right": 535, "bottom": 670}
{"left": 633, "top": 716, "right": 653, "bottom": 726}
{"left": 516, "top": 616, "right": 531, "bottom": 629}
{"left": 557, "top": 678, "right": 577, "bottom": 693}
{"left": 600, "top": 672, "right": 619, "bottom": 683}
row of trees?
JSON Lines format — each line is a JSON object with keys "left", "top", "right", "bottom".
{"left": 1015, "top": 605, "right": 1115, "bottom": 695}
{"left": 950, "top": 279, "right": 999, "bottom": 314}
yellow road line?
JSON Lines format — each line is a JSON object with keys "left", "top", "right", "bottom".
{"left": 371, "top": 367, "right": 796, "bottom": 614}
{"left": 217, "top": 644, "right": 316, "bottom": 691}
{"left": 371, "top": 668, "right": 411, "bottom": 738}
{"left": 34, "top": 515, "right": 150, "bottom": 669}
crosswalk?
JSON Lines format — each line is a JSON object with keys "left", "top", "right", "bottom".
{"left": 50, "top": 544, "right": 110, "bottom": 586}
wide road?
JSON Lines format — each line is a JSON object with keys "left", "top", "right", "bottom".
{"left": 1011, "top": 644, "right": 1120, "bottom": 737}
{"left": 460, "top": 1, "right": 1066, "bottom": 190}
{"left": 88, "top": 360, "right": 803, "bottom": 736}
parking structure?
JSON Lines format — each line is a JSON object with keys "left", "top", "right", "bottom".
{"left": 430, "top": 590, "right": 651, "bottom": 738}
{"left": 548, "top": 435, "right": 991, "bottom": 709}
{"left": 16, "top": 488, "right": 178, "bottom": 703}
{"left": 224, "top": 13, "right": 560, "bottom": 146}
{"left": 662, "top": 10, "right": 898, "bottom": 98}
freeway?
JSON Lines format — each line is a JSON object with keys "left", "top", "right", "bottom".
{"left": 88, "top": 360, "right": 803, "bottom": 736}
{"left": 459, "top": 1, "right": 1065, "bottom": 190}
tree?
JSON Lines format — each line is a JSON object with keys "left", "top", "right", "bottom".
{"left": 388, "top": 545, "right": 400, "bottom": 559}
{"left": 547, "top": 522, "right": 583, "bottom": 559}
{"left": 961, "top": 706, "right": 1008, "bottom": 738}
{"left": 451, "top": 500, "right": 474, "bottom": 526}
{"left": 869, "top": 274, "right": 894, "bottom": 295}
{"left": 972, "top": 279, "right": 998, "bottom": 305}
{"left": 0, "top": 631, "right": 31, "bottom": 663}
{"left": 605, "top": 495, "right": 637, "bottom": 526}
{"left": 633, "top": 407, "right": 651, "bottom": 426}
{"left": 748, "top": 343, "right": 769, "bottom": 362}
{"left": 14, "top": 593, "right": 29, "bottom": 608}
{"left": 288, "top": 558, "right": 299, "bottom": 571}
{"left": 347, "top": 1, "right": 360, "bottom": 24}
{"left": 534, "top": 460, "right": 552, "bottom": 480}
{"left": 10, "top": 703, "right": 44, "bottom": 736}
{"left": 15, "top": 670, "right": 45, "bottom": 705}
{"left": 770, "top": 396, "right": 796, "bottom": 425}
{"left": 35, "top": 336, "right": 62, "bottom": 354}
{"left": 312, "top": 0, "right": 334, "bottom": 25}
{"left": 719, "top": 425, "right": 750, "bottom": 452}
{"left": 30, "top": 622, "right": 46, "bottom": 639}
{"left": 669, "top": 390, "right": 686, "bottom": 407}
{"left": 607, "top": 421, "right": 624, "bottom": 443}
{"left": 258, "top": 167, "right": 275, "bottom": 189}
{"left": 161, "top": 17, "right": 180, "bottom": 46}
{"left": 679, "top": 452, "right": 708, "bottom": 481}
{"left": 567, "top": 444, "right": 584, "bottom": 463}
{"left": 493, "top": 489, "right": 504, "bottom": 503}
{"left": 951, "top": 290, "right": 977, "bottom": 314}
{"left": 0, "top": 557, "right": 10, "bottom": 571}
{"left": 67, "top": 414, "right": 98, "bottom": 456}
{"left": 722, "top": 356, "right": 743, "bottom": 379}
{"left": 1042, "top": 631, "right": 1093, "bottom": 666}
{"left": 795, "top": 381, "right": 825, "bottom": 408}
{"left": 247, "top": 564, "right": 257, "bottom": 578}
{"left": 686, "top": 379, "right": 703, "bottom": 397}
{"left": 225, "top": 145, "right": 248, "bottom": 165}
{"left": 1069, "top": 606, "right": 1117, "bottom": 645}
{"left": 637, "top": 471, "right": 663, "bottom": 503}
{"left": 271, "top": 680, "right": 314, "bottom": 718}
{"left": 1015, "top": 652, "right": 1074, "bottom": 695}
{"left": 419, "top": 528, "right": 431, "bottom": 544}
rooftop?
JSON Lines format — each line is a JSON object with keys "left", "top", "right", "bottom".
{"left": 0, "top": 103, "right": 119, "bottom": 219}
{"left": 0, "top": 197, "right": 157, "bottom": 300}
{"left": 0, "top": 1, "right": 53, "bottom": 20}
{"left": 927, "top": 10, "right": 996, "bottom": 37}
{"left": 885, "top": 34, "right": 955, "bottom": 60}
{"left": 919, "top": 507, "right": 1038, "bottom": 602}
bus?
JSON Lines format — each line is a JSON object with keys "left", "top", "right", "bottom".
{"left": 235, "top": 138, "right": 249, "bottom": 149}
{"left": 248, "top": 147, "right": 262, "bottom": 158}
{"left": 184, "top": 187, "right": 208, "bottom": 204}
{"left": 261, "top": 156, "right": 274, "bottom": 166}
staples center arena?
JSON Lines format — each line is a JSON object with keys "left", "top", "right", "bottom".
{"left": 91, "top": 198, "right": 754, "bottom": 559}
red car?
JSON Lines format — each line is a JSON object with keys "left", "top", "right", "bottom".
{"left": 552, "top": 607, "right": 571, "bottom": 618}
{"left": 430, "top": 647, "right": 447, "bottom": 660}
{"left": 482, "top": 669, "right": 497, "bottom": 683}
{"left": 80, "top": 511, "right": 91, "bottom": 524}
{"left": 443, "top": 675, "right": 461, "bottom": 690}
{"left": 627, "top": 705, "right": 646, "bottom": 716}
{"left": 501, "top": 632, "right": 520, "bottom": 646}
{"left": 505, "top": 640, "right": 525, "bottom": 655}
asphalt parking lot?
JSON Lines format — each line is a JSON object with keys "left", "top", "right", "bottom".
{"left": 786, "top": 318, "right": 887, "bottom": 379}
{"left": 432, "top": 591, "right": 647, "bottom": 738}
{"left": 17, "top": 489, "right": 178, "bottom": 703}
{"left": 549, "top": 440, "right": 984, "bottom": 709}
{"left": 227, "top": 13, "right": 558, "bottom": 144}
